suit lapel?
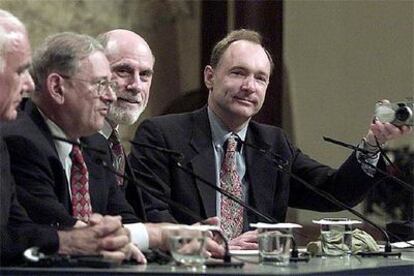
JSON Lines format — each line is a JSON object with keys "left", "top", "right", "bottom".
{"left": 24, "top": 100, "right": 72, "bottom": 212}
{"left": 188, "top": 108, "right": 217, "bottom": 218}
{"left": 245, "top": 124, "right": 278, "bottom": 222}
{"left": 26, "top": 101, "right": 60, "bottom": 157}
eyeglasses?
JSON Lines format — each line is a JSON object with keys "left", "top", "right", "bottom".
{"left": 60, "top": 75, "right": 118, "bottom": 97}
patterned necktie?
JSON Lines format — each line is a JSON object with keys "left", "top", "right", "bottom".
{"left": 109, "top": 129, "right": 125, "bottom": 187}
{"left": 70, "top": 145, "right": 92, "bottom": 221}
{"left": 220, "top": 135, "right": 243, "bottom": 240}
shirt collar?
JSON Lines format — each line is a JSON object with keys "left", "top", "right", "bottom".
{"left": 100, "top": 119, "right": 116, "bottom": 140}
{"left": 207, "top": 107, "right": 248, "bottom": 149}
{"left": 38, "top": 107, "right": 74, "bottom": 159}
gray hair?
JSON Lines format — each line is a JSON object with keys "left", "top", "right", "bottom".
{"left": 0, "top": 9, "right": 25, "bottom": 72}
{"left": 31, "top": 32, "right": 103, "bottom": 92}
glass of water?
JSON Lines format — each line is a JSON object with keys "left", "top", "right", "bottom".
{"left": 251, "top": 223, "right": 302, "bottom": 266}
{"left": 163, "top": 225, "right": 217, "bottom": 270}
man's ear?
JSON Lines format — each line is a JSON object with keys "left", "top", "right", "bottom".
{"left": 204, "top": 65, "right": 215, "bottom": 90}
{"left": 47, "top": 73, "right": 66, "bottom": 104}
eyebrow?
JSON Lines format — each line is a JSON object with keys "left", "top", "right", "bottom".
{"left": 112, "top": 63, "right": 154, "bottom": 74}
{"left": 230, "top": 66, "right": 269, "bottom": 77}
{"left": 17, "top": 62, "right": 31, "bottom": 74}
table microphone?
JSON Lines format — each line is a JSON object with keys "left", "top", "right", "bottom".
{"left": 241, "top": 139, "right": 401, "bottom": 257}
{"left": 51, "top": 136, "right": 235, "bottom": 265}
{"left": 130, "top": 140, "right": 277, "bottom": 224}
{"left": 130, "top": 141, "right": 311, "bottom": 262}
{"left": 323, "top": 136, "right": 413, "bottom": 192}
{"left": 51, "top": 135, "right": 107, "bottom": 154}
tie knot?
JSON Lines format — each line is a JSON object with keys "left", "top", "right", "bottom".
{"left": 109, "top": 129, "right": 121, "bottom": 145}
{"left": 70, "top": 145, "right": 85, "bottom": 164}
{"left": 224, "top": 135, "right": 240, "bottom": 153}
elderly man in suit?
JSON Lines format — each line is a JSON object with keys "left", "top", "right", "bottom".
{"left": 97, "top": 29, "right": 154, "bottom": 220}
{"left": 129, "top": 29, "right": 412, "bottom": 249}
{"left": 3, "top": 30, "right": 225, "bottom": 259}
{"left": 0, "top": 9, "right": 141, "bottom": 265}
{"left": 1, "top": 31, "right": 149, "bottom": 262}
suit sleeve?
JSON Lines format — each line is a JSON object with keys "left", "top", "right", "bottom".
{"left": 286, "top": 133, "right": 384, "bottom": 211}
{"left": 1, "top": 139, "right": 59, "bottom": 265}
{"left": 4, "top": 135, "right": 77, "bottom": 227}
{"left": 2, "top": 184, "right": 59, "bottom": 265}
{"left": 128, "top": 119, "right": 178, "bottom": 223}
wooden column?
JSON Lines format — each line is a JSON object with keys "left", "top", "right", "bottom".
{"left": 235, "top": 0, "right": 284, "bottom": 127}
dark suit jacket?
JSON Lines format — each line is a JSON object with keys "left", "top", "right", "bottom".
{"left": 2, "top": 100, "right": 138, "bottom": 228}
{"left": 124, "top": 157, "right": 147, "bottom": 221}
{"left": 129, "top": 107, "right": 382, "bottom": 226}
{"left": 0, "top": 137, "right": 58, "bottom": 265}
{"left": 102, "top": 130, "right": 147, "bottom": 221}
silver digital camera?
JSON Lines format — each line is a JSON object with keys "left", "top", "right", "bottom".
{"left": 375, "top": 100, "right": 413, "bottom": 127}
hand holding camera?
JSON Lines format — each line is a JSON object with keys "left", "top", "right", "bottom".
{"left": 364, "top": 99, "right": 413, "bottom": 147}
{"left": 375, "top": 100, "right": 413, "bottom": 127}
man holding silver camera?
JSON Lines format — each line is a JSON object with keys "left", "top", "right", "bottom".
{"left": 129, "top": 29, "right": 412, "bottom": 249}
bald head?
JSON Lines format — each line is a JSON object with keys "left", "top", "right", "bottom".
{"left": 0, "top": 10, "right": 26, "bottom": 71}
{"left": 99, "top": 29, "right": 154, "bottom": 63}
{"left": 0, "top": 9, "right": 33, "bottom": 121}
{"left": 98, "top": 29, "right": 154, "bottom": 126}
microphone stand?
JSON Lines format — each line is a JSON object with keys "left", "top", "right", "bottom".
{"left": 130, "top": 141, "right": 277, "bottom": 224}
{"left": 323, "top": 136, "right": 414, "bottom": 193}
{"left": 99, "top": 159, "right": 235, "bottom": 265}
{"left": 130, "top": 141, "right": 309, "bottom": 262}
{"left": 51, "top": 136, "right": 235, "bottom": 265}
{"left": 242, "top": 140, "right": 401, "bottom": 258}
{"left": 52, "top": 135, "right": 107, "bottom": 154}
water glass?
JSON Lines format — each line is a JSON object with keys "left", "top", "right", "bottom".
{"left": 163, "top": 225, "right": 215, "bottom": 270}
{"left": 252, "top": 223, "right": 302, "bottom": 266}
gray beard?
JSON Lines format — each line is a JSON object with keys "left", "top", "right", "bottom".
{"left": 107, "top": 105, "right": 143, "bottom": 126}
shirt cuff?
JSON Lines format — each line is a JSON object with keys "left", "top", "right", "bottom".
{"left": 124, "top": 223, "right": 149, "bottom": 250}
{"left": 356, "top": 142, "right": 380, "bottom": 177}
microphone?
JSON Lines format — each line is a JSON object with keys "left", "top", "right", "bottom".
{"left": 240, "top": 140, "right": 401, "bottom": 257}
{"left": 52, "top": 136, "right": 235, "bottom": 264}
{"left": 129, "top": 140, "right": 277, "bottom": 224}
{"left": 52, "top": 135, "right": 107, "bottom": 155}
{"left": 97, "top": 158, "right": 234, "bottom": 265}
{"left": 323, "top": 136, "right": 413, "bottom": 193}
{"left": 322, "top": 136, "right": 372, "bottom": 155}
{"left": 129, "top": 141, "right": 184, "bottom": 159}
{"left": 130, "top": 141, "right": 312, "bottom": 262}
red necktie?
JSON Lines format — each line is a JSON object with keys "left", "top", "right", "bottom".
{"left": 109, "top": 129, "right": 125, "bottom": 187}
{"left": 220, "top": 136, "right": 243, "bottom": 240}
{"left": 70, "top": 145, "right": 92, "bottom": 221}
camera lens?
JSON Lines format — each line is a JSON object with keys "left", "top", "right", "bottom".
{"left": 395, "top": 107, "right": 410, "bottom": 121}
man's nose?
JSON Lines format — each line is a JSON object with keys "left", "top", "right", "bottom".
{"left": 241, "top": 75, "right": 256, "bottom": 93}
{"left": 102, "top": 85, "right": 117, "bottom": 103}
{"left": 128, "top": 72, "right": 144, "bottom": 93}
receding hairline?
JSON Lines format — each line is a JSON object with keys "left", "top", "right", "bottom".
{"left": 0, "top": 9, "right": 25, "bottom": 29}
{"left": 209, "top": 29, "right": 274, "bottom": 74}
{"left": 0, "top": 10, "right": 27, "bottom": 72}
{"left": 97, "top": 29, "right": 155, "bottom": 64}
